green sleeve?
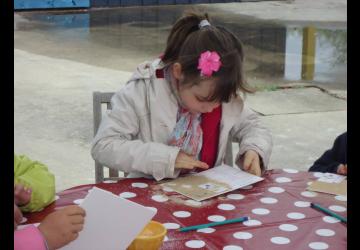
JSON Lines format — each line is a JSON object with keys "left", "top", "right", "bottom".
{"left": 14, "top": 154, "right": 56, "bottom": 212}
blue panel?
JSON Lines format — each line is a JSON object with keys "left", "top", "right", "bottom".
{"left": 108, "top": 0, "right": 121, "bottom": 6}
{"left": 14, "top": 0, "right": 90, "bottom": 9}
{"left": 191, "top": 0, "right": 209, "bottom": 3}
{"left": 121, "top": 0, "right": 142, "bottom": 6}
{"left": 143, "top": 0, "right": 158, "bottom": 5}
{"left": 176, "top": 0, "right": 189, "bottom": 4}
{"left": 91, "top": 0, "right": 108, "bottom": 7}
{"left": 158, "top": 0, "right": 175, "bottom": 4}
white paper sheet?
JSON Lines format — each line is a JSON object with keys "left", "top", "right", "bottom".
{"left": 61, "top": 187, "right": 156, "bottom": 250}
{"left": 164, "top": 164, "right": 264, "bottom": 201}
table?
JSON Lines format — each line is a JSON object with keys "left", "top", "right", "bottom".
{"left": 23, "top": 169, "right": 347, "bottom": 250}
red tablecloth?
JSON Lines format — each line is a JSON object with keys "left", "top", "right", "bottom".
{"left": 23, "top": 169, "right": 347, "bottom": 250}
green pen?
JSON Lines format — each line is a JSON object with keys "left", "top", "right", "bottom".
{"left": 179, "top": 216, "right": 249, "bottom": 232}
{"left": 311, "top": 202, "right": 347, "bottom": 224}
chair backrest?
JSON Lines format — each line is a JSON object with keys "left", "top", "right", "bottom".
{"left": 93, "top": 91, "right": 234, "bottom": 183}
{"left": 93, "top": 91, "right": 124, "bottom": 183}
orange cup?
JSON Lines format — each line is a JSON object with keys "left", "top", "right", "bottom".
{"left": 127, "top": 221, "right": 167, "bottom": 250}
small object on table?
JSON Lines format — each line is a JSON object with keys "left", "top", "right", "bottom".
{"left": 310, "top": 202, "right": 347, "bottom": 224}
{"left": 179, "top": 216, "right": 249, "bottom": 232}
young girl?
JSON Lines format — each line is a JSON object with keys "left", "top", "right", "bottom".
{"left": 91, "top": 11, "right": 272, "bottom": 181}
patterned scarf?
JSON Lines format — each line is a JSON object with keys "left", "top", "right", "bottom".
{"left": 164, "top": 68, "right": 203, "bottom": 159}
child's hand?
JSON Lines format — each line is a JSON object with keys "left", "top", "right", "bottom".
{"left": 38, "top": 205, "right": 86, "bottom": 250}
{"left": 175, "top": 151, "right": 209, "bottom": 170}
{"left": 14, "top": 203, "right": 23, "bottom": 230}
{"left": 242, "top": 150, "right": 262, "bottom": 176}
{"left": 14, "top": 184, "right": 32, "bottom": 206}
{"left": 337, "top": 164, "right": 347, "bottom": 175}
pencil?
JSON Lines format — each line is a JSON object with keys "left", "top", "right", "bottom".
{"left": 179, "top": 216, "right": 249, "bottom": 232}
{"left": 310, "top": 202, "right": 347, "bottom": 223}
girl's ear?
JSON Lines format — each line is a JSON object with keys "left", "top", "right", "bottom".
{"left": 172, "top": 63, "right": 182, "bottom": 80}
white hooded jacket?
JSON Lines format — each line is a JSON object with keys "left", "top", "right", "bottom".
{"left": 91, "top": 58, "right": 272, "bottom": 181}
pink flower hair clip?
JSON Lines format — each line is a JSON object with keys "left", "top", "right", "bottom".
{"left": 197, "top": 51, "right": 222, "bottom": 77}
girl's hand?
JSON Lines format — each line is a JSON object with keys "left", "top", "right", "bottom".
{"left": 242, "top": 150, "right": 262, "bottom": 176}
{"left": 175, "top": 151, "right": 209, "bottom": 170}
{"left": 14, "top": 203, "right": 23, "bottom": 230}
{"left": 337, "top": 164, "right": 347, "bottom": 175}
{"left": 38, "top": 205, "right": 86, "bottom": 250}
{"left": 14, "top": 184, "right": 32, "bottom": 206}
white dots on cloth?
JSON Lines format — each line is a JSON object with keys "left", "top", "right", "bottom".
{"left": 223, "top": 246, "right": 243, "bottom": 250}
{"left": 260, "top": 197, "right": 278, "bottom": 204}
{"left": 307, "top": 181, "right": 313, "bottom": 186}
{"left": 73, "top": 199, "right": 84, "bottom": 205}
{"left": 185, "top": 200, "right": 202, "bottom": 207}
{"left": 131, "top": 182, "right": 148, "bottom": 188}
{"left": 227, "top": 194, "right": 245, "bottom": 200}
{"left": 301, "top": 191, "right": 317, "bottom": 198}
{"left": 197, "top": 228, "right": 215, "bottom": 233}
{"left": 55, "top": 195, "right": 60, "bottom": 200}
{"left": 240, "top": 185, "right": 253, "bottom": 190}
{"left": 279, "top": 224, "right": 298, "bottom": 232}
{"left": 268, "top": 187, "right": 285, "bottom": 194}
{"left": 218, "top": 204, "right": 235, "bottom": 211}
{"left": 270, "top": 237, "right": 290, "bottom": 245}
{"left": 294, "top": 201, "right": 311, "bottom": 207}
{"left": 173, "top": 211, "right": 191, "bottom": 218}
{"left": 233, "top": 232, "right": 253, "bottom": 239}
{"left": 283, "top": 168, "right": 299, "bottom": 173}
{"left": 164, "top": 236, "right": 169, "bottom": 242}
{"left": 329, "top": 205, "right": 346, "bottom": 212}
{"left": 151, "top": 194, "right": 168, "bottom": 202}
{"left": 287, "top": 212, "right": 305, "bottom": 220}
{"left": 208, "top": 215, "right": 226, "bottom": 222}
{"left": 185, "top": 240, "right": 205, "bottom": 248}
{"left": 163, "top": 223, "right": 180, "bottom": 230}
{"left": 323, "top": 216, "right": 340, "bottom": 223}
{"left": 146, "top": 207, "right": 158, "bottom": 213}
{"left": 119, "top": 192, "right": 136, "bottom": 199}
{"left": 308, "top": 242, "right": 329, "bottom": 249}
{"left": 316, "top": 229, "right": 335, "bottom": 237}
{"left": 162, "top": 186, "right": 174, "bottom": 192}
{"left": 313, "top": 172, "right": 325, "bottom": 178}
{"left": 275, "top": 177, "right": 292, "bottom": 183}
{"left": 243, "top": 219, "right": 262, "bottom": 227}
{"left": 335, "top": 195, "right": 347, "bottom": 202}
{"left": 252, "top": 208, "right": 270, "bottom": 215}
{"left": 103, "top": 180, "right": 118, "bottom": 183}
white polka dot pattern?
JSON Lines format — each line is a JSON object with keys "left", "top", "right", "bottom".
{"left": 283, "top": 168, "right": 299, "bottom": 173}
{"left": 328, "top": 205, "right": 346, "bottom": 212}
{"left": 227, "top": 194, "right": 245, "bottom": 200}
{"left": 73, "top": 199, "right": 84, "bottom": 204}
{"left": 275, "top": 177, "right": 292, "bottom": 183}
{"left": 308, "top": 242, "right": 329, "bottom": 249}
{"left": 287, "top": 212, "right": 305, "bottom": 219}
{"left": 294, "top": 201, "right": 310, "bottom": 207}
{"left": 268, "top": 187, "right": 285, "bottom": 193}
{"left": 197, "top": 228, "right": 215, "bottom": 233}
{"left": 55, "top": 195, "right": 60, "bottom": 200}
{"left": 316, "top": 229, "right": 335, "bottom": 237}
{"left": 185, "top": 200, "right": 202, "bottom": 207}
{"left": 162, "top": 186, "right": 174, "bottom": 192}
{"left": 270, "top": 237, "right": 290, "bottom": 244}
{"left": 163, "top": 223, "right": 180, "bottom": 230}
{"left": 21, "top": 217, "right": 27, "bottom": 223}
{"left": 151, "top": 194, "right": 168, "bottom": 202}
{"left": 243, "top": 219, "right": 262, "bottom": 226}
{"left": 252, "top": 208, "right": 270, "bottom": 215}
{"left": 323, "top": 216, "right": 340, "bottom": 223}
{"left": 185, "top": 240, "right": 205, "bottom": 248}
{"left": 301, "top": 191, "right": 317, "bottom": 197}
{"left": 103, "top": 180, "right": 117, "bottom": 183}
{"left": 173, "top": 211, "right": 191, "bottom": 218}
{"left": 218, "top": 204, "right": 235, "bottom": 210}
{"left": 131, "top": 182, "right": 148, "bottom": 188}
{"left": 335, "top": 195, "right": 347, "bottom": 202}
{"left": 233, "top": 232, "right": 253, "bottom": 239}
{"left": 223, "top": 246, "right": 243, "bottom": 250}
{"left": 119, "top": 192, "right": 136, "bottom": 199}
{"left": 260, "top": 197, "right": 278, "bottom": 204}
{"left": 208, "top": 215, "right": 226, "bottom": 222}
{"left": 279, "top": 224, "right": 298, "bottom": 232}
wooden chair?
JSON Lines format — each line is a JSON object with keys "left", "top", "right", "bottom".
{"left": 93, "top": 91, "right": 125, "bottom": 183}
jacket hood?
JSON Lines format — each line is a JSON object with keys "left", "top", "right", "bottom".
{"left": 128, "top": 58, "right": 163, "bottom": 82}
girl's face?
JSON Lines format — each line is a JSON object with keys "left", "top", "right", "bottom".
{"left": 178, "top": 79, "right": 220, "bottom": 114}
{"left": 172, "top": 63, "right": 220, "bottom": 114}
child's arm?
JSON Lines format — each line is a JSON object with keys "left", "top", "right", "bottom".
{"left": 14, "top": 154, "right": 55, "bottom": 212}
{"left": 230, "top": 103, "right": 273, "bottom": 174}
{"left": 91, "top": 83, "right": 182, "bottom": 181}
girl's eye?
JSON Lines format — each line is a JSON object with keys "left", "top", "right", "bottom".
{"left": 195, "top": 96, "right": 208, "bottom": 102}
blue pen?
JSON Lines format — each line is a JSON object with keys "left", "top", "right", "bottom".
{"left": 179, "top": 216, "right": 249, "bottom": 232}
{"left": 311, "top": 203, "right": 347, "bottom": 224}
